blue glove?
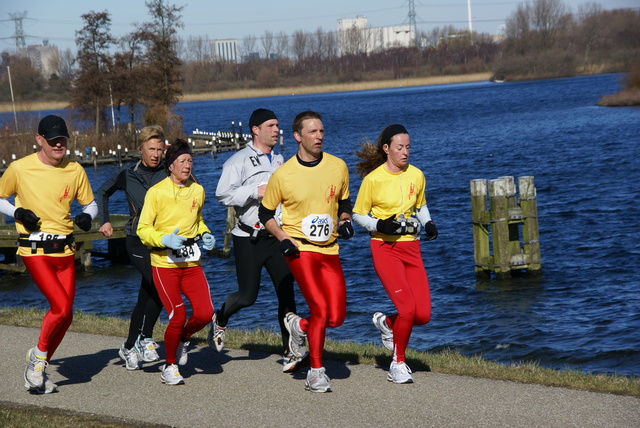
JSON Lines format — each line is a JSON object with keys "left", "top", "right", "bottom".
{"left": 202, "top": 233, "right": 216, "bottom": 250}
{"left": 162, "top": 228, "right": 187, "bottom": 250}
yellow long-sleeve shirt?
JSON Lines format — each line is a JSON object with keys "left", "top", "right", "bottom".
{"left": 137, "top": 177, "right": 210, "bottom": 268}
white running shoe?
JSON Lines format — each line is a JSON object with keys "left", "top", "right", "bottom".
{"left": 305, "top": 367, "right": 332, "bottom": 393}
{"left": 118, "top": 342, "right": 141, "bottom": 370}
{"left": 282, "top": 351, "right": 309, "bottom": 373}
{"left": 135, "top": 336, "right": 160, "bottom": 362}
{"left": 24, "top": 348, "right": 46, "bottom": 391}
{"left": 207, "top": 312, "right": 225, "bottom": 352}
{"left": 40, "top": 372, "right": 59, "bottom": 394}
{"left": 387, "top": 361, "right": 414, "bottom": 384}
{"left": 160, "top": 364, "right": 185, "bottom": 385}
{"left": 284, "top": 312, "right": 307, "bottom": 358}
{"left": 177, "top": 341, "right": 190, "bottom": 366}
{"left": 372, "top": 312, "right": 394, "bottom": 351}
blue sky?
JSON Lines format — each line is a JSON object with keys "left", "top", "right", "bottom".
{"left": 1, "top": 0, "right": 638, "bottom": 53}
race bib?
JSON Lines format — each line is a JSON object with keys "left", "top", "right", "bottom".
{"left": 28, "top": 232, "right": 67, "bottom": 241}
{"left": 166, "top": 243, "right": 201, "bottom": 264}
{"left": 301, "top": 213, "right": 334, "bottom": 243}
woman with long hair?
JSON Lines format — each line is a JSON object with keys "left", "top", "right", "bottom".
{"left": 352, "top": 124, "right": 438, "bottom": 384}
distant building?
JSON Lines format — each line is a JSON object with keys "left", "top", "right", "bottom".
{"left": 210, "top": 39, "right": 239, "bottom": 63}
{"left": 27, "top": 44, "right": 59, "bottom": 79}
{"left": 337, "top": 16, "right": 414, "bottom": 55}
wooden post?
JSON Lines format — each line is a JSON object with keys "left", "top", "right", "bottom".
{"left": 489, "top": 178, "right": 511, "bottom": 279}
{"left": 499, "top": 176, "right": 523, "bottom": 260}
{"left": 470, "top": 179, "right": 490, "bottom": 277}
{"left": 471, "top": 175, "right": 541, "bottom": 278}
{"left": 221, "top": 206, "right": 236, "bottom": 258}
{"left": 519, "top": 176, "right": 541, "bottom": 273}
{"left": 75, "top": 240, "right": 93, "bottom": 271}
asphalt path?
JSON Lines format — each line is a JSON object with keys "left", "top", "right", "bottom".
{"left": 1, "top": 325, "right": 638, "bottom": 427}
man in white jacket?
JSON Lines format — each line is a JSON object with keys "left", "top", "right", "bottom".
{"left": 210, "top": 108, "right": 307, "bottom": 373}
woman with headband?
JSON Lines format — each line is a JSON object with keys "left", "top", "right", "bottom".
{"left": 352, "top": 124, "right": 438, "bottom": 384}
{"left": 137, "top": 138, "right": 216, "bottom": 385}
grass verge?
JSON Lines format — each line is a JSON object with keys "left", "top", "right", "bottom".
{"left": 0, "top": 306, "right": 638, "bottom": 427}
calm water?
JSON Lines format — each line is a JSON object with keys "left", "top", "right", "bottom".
{"left": 2, "top": 74, "right": 639, "bottom": 376}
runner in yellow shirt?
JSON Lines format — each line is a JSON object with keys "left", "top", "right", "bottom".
{"left": 353, "top": 124, "right": 438, "bottom": 384}
{"left": 0, "top": 115, "right": 97, "bottom": 394}
{"left": 137, "top": 138, "right": 216, "bottom": 385}
{"left": 259, "top": 111, "right": 354, "bottom": 393}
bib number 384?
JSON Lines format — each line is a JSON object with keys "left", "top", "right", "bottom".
{"left": 166, "top": 244, "right": 201, "bottom": 263}
{"left": 301, "top": 214, "right": 334, "bottom": 243}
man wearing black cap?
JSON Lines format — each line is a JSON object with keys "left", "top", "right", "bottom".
{"left": 0, "top": 114, "right": 98, "bottom": 394}
{"left": 211, "top": 108, "right": 306, "bottom": 372}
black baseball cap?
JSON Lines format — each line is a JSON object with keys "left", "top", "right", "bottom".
{"left": 38, "top": 115, "right": 70, "bottom": 140}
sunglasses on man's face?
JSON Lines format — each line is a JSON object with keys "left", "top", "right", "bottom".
{"left": 39, "top": 135, "right": 68, "bottom": 146}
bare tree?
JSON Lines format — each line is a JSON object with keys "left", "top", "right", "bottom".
{"left": 72, "top": 10, "right": 115, "bottom": 135}
{"left": 58, "top": 48, "right": 75, "bottom": 79}
{"left": 274, "top": 31, "right": 289, "bottom": 59}
{"left": 262, "top": 30, "right": 274, "bottom": 60}
{"left": 576, "top": 2, "right": 603, "bottom": 65}
{"left": 291, "top": 30, "right": 308, "bottom": 62}
{"left": 112, "top": 30, "right": 147, "bottom": 136}
{"left": 325, "top": 31, "right": 338, "bottom": 59}
{"left": 186, "top": 35, "right": 212, "bottom": 62}
{"left": 531, "top": 0, "right": 569, "bottom": 49}
{"left": 241, "top": 35, "right": 258, "bottom": 59}
{"left": 140, "top": 0, "right": 184, "bottom": 132}
{"left": 505, "top": 0, "right": 570, "bottom": 52}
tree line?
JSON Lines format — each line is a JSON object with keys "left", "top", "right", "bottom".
{"left": 0, "top": 0, "right": 638, "bottom": 145}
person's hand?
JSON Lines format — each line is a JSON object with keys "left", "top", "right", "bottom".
{"left": 337, "top": 219, "right": 354, "bottom": 239}
{"left": 257, "top": 183, "right": 267, "bottom": 199}
{"left": 162, "top": 228, "right": 187, "bottom": 250}
{"left": 202, "top": 232, "right": 216, "bottom": 250}
{"left": 280, "top": 239, "right": 299, "bottom": 256}
{"left": 376, "top": 215, "right": 401, "bottom": 235}
{"left": 424, "top": 221, "right": 438, "bottom": 241}
{"left": 98, "top": 222, "right": 113, "bottom": 237}
{"left": 14, "top": 208, "right": 40, "bottom": 232}
{"left": 74, "top": 213, "right": 93, "bottom": 231}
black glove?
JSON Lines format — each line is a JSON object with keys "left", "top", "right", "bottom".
{"left": 337, "top": 220, "right": 354, "bottom": 239}
{"left": 376, "top": 215, "right": 402, "bottom": 235}
{"left": 74, "top": 213, "right": 93, "bottom": 231}
{"left": 424, "top": 220, "right": 438, "bottom": 241}
{"left": 14, "top": 207, "right": 40, "bottom": 232}
{"left": 280, "top": 239, "right": 299, "bottom": 256}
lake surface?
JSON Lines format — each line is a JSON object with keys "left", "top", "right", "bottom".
{"left": 1, "top": 74, "right": 639, "bottom": 376}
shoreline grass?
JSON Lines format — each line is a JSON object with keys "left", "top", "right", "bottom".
{"left": 1, "top": 307, "right": 638, "bottom": 397}
{"left": 0, "top": 73, "right": 492, "bottom": 114}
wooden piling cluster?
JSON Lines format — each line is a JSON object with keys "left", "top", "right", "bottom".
{"left": 470, "top": 176, "right": 541, "bottom": 279}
